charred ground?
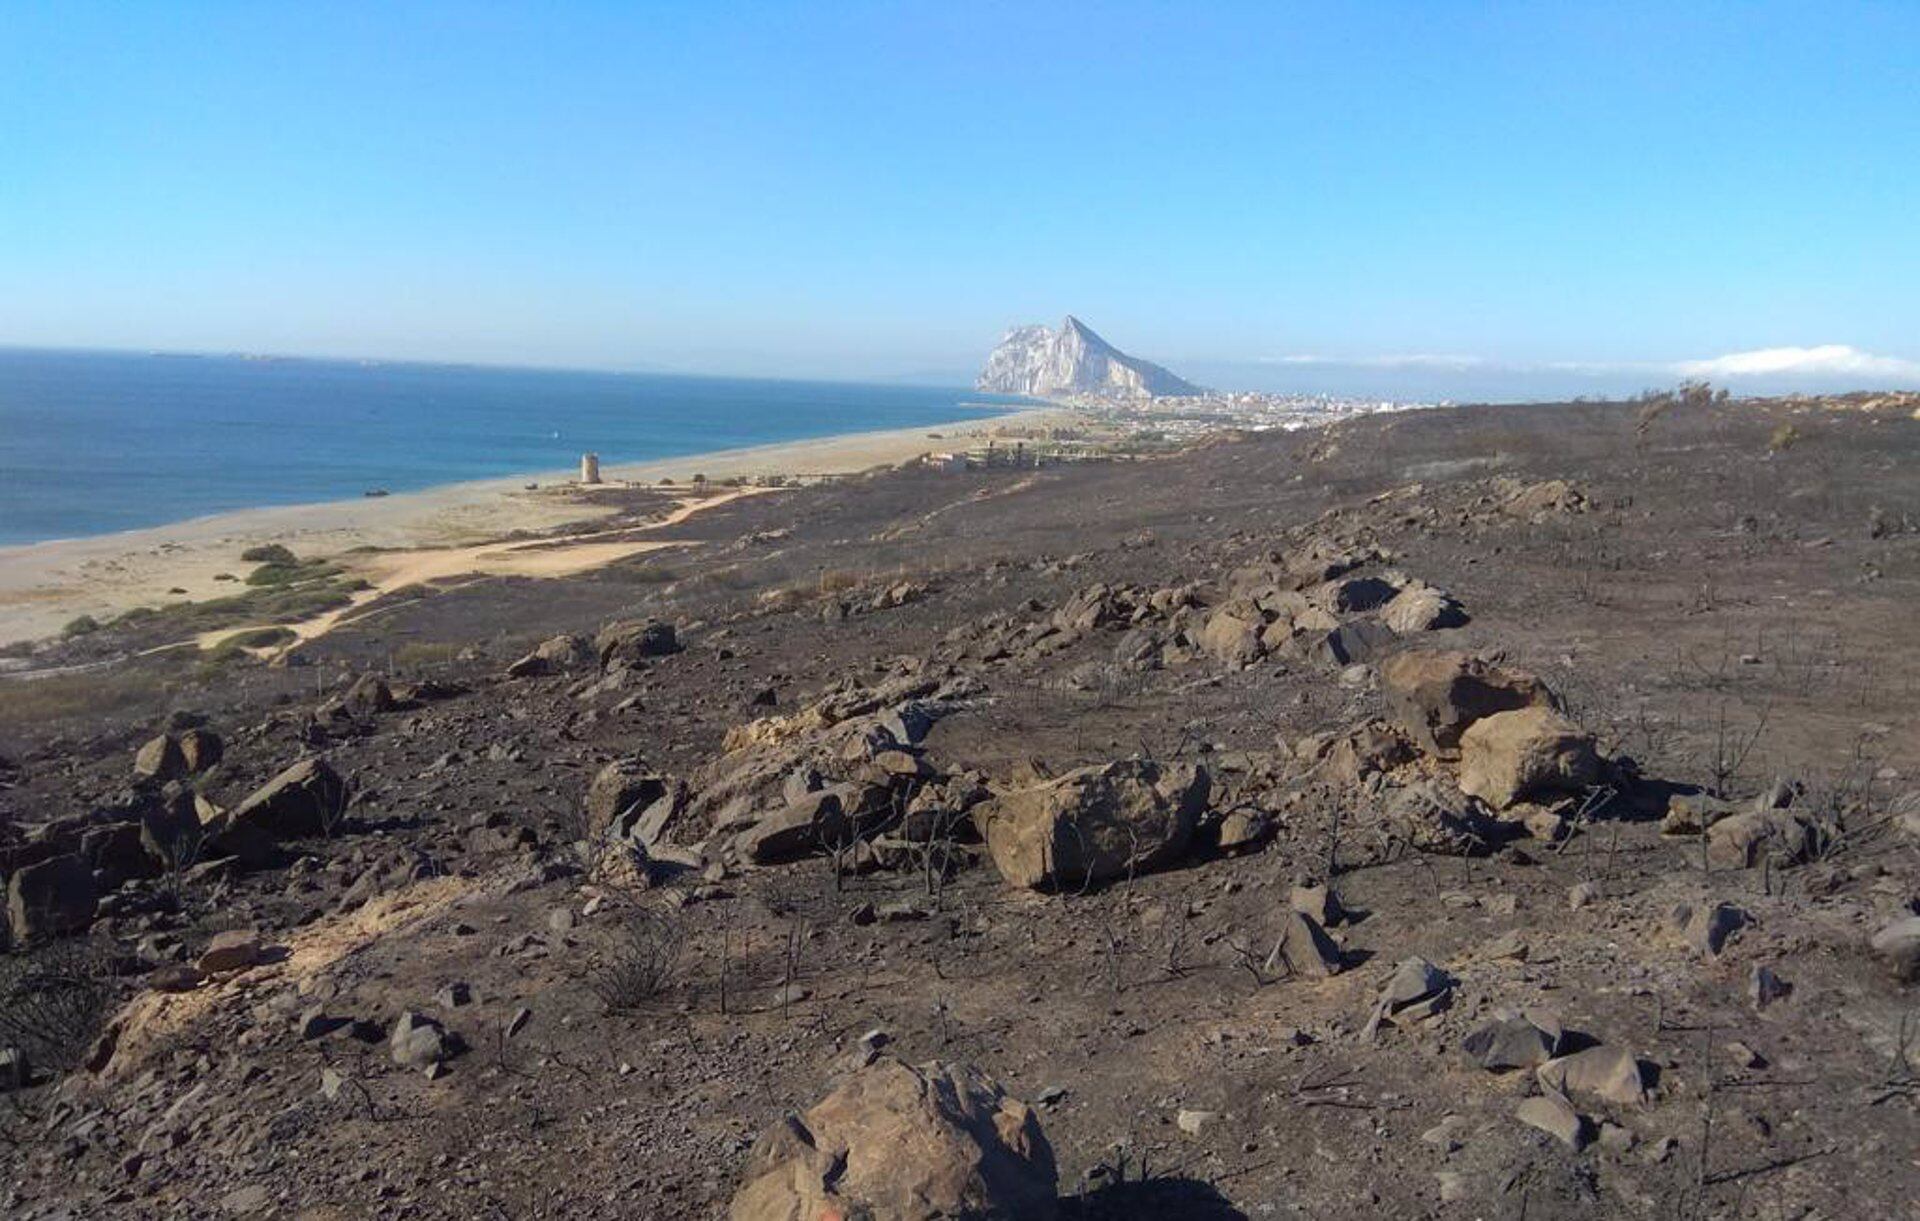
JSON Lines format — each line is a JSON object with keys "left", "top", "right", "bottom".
{"left": 1, "top": 394, "right": 1917, "bottom": 1219}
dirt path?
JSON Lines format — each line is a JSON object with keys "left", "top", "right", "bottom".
{"left": 194, "top": 488, "right": 769, "bottom": 656}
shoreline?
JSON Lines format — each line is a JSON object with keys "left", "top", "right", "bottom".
{"left": 0, "top": 405, "right": 1075, "bottom": 648}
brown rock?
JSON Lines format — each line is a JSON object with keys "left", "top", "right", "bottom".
{"left": 1516, "top": 1093, "right": 1588, "bottom": 1149}
{"left": 1537, "top": 1044, "right": 1648, "bottom": 1106}
{"left": 1456, "top": 706, "right": 1600, "bottom": 808}
{"left": 978, "top": 760, "right": 1208, "bottom": 889}
{"left": 198, "top": 929, "right": 264, "bottom": 973}
{"left": 594, "top": 618, "right": 679, "bottom": 667}
{"left": 585, "top": 761, "right": 670, "bottom": 839}
{"left": 1197, "top": 606, "right": 1266, "bottom": 666}
{"left": 730, "top": 1057, "right": 1057, "bottom": 1221}
{"left": 1378, "top": 651, "right": 1553, "bottom": 759}
{"left": 1265, "top": 910, "right": 1344, "bottom": 977}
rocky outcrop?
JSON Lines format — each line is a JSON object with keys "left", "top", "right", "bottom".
{"left": 976, "top": 316, "right": 1200, "bottom": 400}
{"left": 730, "top": 1058, "right": 1057, "bottom": 1221}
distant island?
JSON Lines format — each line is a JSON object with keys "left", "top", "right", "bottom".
{"left": 977, "top": 315, "right": 1202, "bottom": 400}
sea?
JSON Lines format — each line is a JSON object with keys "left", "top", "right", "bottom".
{"left": 0, "top": 349, "right": 1024, "bottom": 547}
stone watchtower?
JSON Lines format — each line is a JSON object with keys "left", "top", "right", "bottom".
{"left": 580, "top": 452, "right": 601, "bottom": 484}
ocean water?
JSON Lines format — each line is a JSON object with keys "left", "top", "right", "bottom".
{"left": 0, "top": 349, "right": 1022, "bottom": 547}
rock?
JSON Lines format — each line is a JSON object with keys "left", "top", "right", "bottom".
{"left": 148, "top": 964, "right": 204, "bottom": 993}
{"left": 1597, "top": 1121, "right": 1637, "bottom": 1154}
{"left": 1175, "top": 1108, "right": 1220, "bottom": 1136}
{"left": 1482, "top": 929, "right": 1530, "bottom": 961}
{"left": 225, "top": 757, "right": 347, "bottom": 841}
{"left": 729, "top": 1057, "right": 1057, "bottom": 1221}
{"left": 1214, "top": 809, "right": 1271, "bottom": 853}
{"left": 1304, "top": 720, "right": 1415, "bottom": 786}
{"left": 1749, "top": 964, "right": 1791, "bottom": 1009}
{"left": 1869, "top": 916, "right": 1920, "bottom": 982}
{"left": 133, "top": 734, "right": 187, "bottom": 781}
{"left": 1456, "top": 707, "right": 1600, "bottom": 809}
{"left": 197, "top": 929, "right": 264, "bottom": 973}
{"left": 6, "top": 854, "right": 97, "bottom": 942}
{"left": 1462, "top": 1010, "right": 1564, "bottom": 1070}
{"left": 1660, "top": 792, "right": 1739, "bottom": 836}
{"left": 80, "top": 821, "right": 159, "bottom": 888}
{"left": 1378, "top": 651, "right": 1554, "bottom": 759}
{"left": 736, "top": 785, "right": 858, "bottom": 865}
{"left": 584, "top": 761, "right": 670, "bottom": 839}
{"left": 1382, "top": 583, "right": 1468, "bottom": 633}
{"left": 435, "top": 981, "right": 475, "bottom": 1008}
{"left": 1568, "top": 881, "right": 1599, "bottom": 910}
{"left": 1504, "top": 480, "right": 1587, "bottom": 518}
{"left": 978, "top": 760, "right": 1208, "bottom": 889}
{"left": 389, "top": 1011, "right": 457, "bottom": 1070}
{"left": 1265, "top": 910, "right": 1344, "bottom": 977}
{"left": 1197, "top": 606, "right": 1266, "bottom": 666}
{"left": 298, "top": 1008, "right": 349, "bottom": 1040}
{"left": 1725, "top": 1040, "right": 1767, "bottom": 1070}
{"left": 1537, "top": 1044, "right": 1648, "bottom": 1106}
{"left": 1675, "top": 901, "right": 1748, "bottom": 956}
{"left": 507, "top": 633, "right": 593, "bottom": 677}
{"left": 1311, "top": 620, "right": 1397, "bottom": 667}
{"left": 1288, "top": 882, "right": 1345, "bottom": 927}
{"left": 1317, "top": 574, "right": 1399, "bottom": 614}
{"left": 1706, "top": 810, "right": 1815, "bottom": 870}
{"left": 1364, "top": 957, "right": 1453, "bottom": 1038}
{"left": 595, "top": 618, "right": 679, "bottom": 667}
{"left": 1516, "top": 1094, "right": 1589, "bottom": 1150}
{"left": 342, "top": 674, "right": 394, "bottom": 717}
{"left": 876, "top": 702, "right": 936, "bottom": 748}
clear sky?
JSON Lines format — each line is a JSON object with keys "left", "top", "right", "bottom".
{"left": 4, "top": 1, "right": 1917, "bottom": 394}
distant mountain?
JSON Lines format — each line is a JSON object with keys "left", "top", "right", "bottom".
{"left": 976, "top": 316, "right": 1202, "bottom": 399}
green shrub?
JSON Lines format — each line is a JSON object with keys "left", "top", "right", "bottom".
{"left": 239, "top": 543, "right": 297, "bottom": 565}
{"left": 61, "top": 614, "right": 101, "bottom": 638}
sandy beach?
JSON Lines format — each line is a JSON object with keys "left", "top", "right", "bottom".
{"left": 0, "top": 406, "right": 1073, "bottom": 648}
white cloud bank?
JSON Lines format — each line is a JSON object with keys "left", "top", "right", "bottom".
{"left": 1675, "top": 344, "right": 1920, "bottom": 379}
{"left": 1260, "top": 344, "right": 1920, "bottom": 381}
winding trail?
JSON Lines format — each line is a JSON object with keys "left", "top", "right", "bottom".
{"left": 194, "top": 488, "right": 770, "bottom": 656}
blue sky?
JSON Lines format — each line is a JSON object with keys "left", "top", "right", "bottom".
{"left": 3, "top": 1, "right": 1917, "bottom": 395}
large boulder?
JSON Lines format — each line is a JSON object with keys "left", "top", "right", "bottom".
{"left": 594, "top": 619, "right": 680, "bottom": 668}
{"left": 1380, "top": 651, "right": 1555, "bottom": 759}
{"left": 6, "top": 854, "right": 97, "bottom": 943}
{"left": 730, "top": 1058, "right": 1057, "bottom": 1221}
{"left": 224, "top": 757, "right": 347, "bottom": 841}
{"left": 978, "top": 760, "right": 1208, "bottom": 890}
{"left": 1456, "top": 707, "right": 1601, "bottom": 808}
